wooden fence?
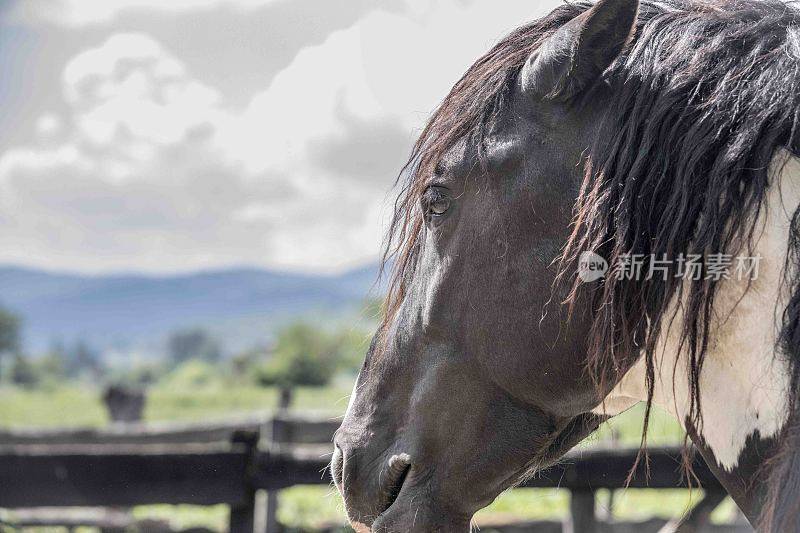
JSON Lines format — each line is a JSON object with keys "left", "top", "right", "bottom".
{"left": 0, "top": 414, "right": 751, "bottom": 533}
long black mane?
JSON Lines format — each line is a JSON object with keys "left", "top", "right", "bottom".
{"left": 382, "top": 0, "right": 800, "bottom": 529}
{"left": 562, "top": 2, "right": 800, "bottom": 529}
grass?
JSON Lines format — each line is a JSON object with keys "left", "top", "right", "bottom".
{"left": 132, "top": 504, "right": 229, "bottom": 532}
{"left": 0, "top": 386, "right": 107, "bottom": 427}
{"left": 144, "top": 384, "right": 352, "bottom": 423}
{"left": 0, "top": 383, "right": 736, "bottom": 531}
{"left": 0, "top": 383, "right": 353, "bottom": 427}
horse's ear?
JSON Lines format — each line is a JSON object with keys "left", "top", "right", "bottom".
{"left": 520, "top": 0, "right": 639, "bottom": 100}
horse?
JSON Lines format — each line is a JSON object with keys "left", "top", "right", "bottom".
{"left": 331, "top": 0, "right": 800, "bottom": 530}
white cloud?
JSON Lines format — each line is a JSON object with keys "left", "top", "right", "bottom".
{"left": 35, "top": 114, "right": 63, "bottom": 137}
{"left": 0, "top": 0, "right": 562, "bottom": 274}
{"left": 15, "top": 0, "right": 281, "bottom": 27}
{"left": 218, "top": 25, "right": 387, "bottom": 176}
{"left": 0, "top": 28, "right": 388, "bottom": 273}
{"left": 63, "top": 33, "right": 224, "bottom": 148}
{"left": 63, "top": 33, "right": 183, "bottom": 98}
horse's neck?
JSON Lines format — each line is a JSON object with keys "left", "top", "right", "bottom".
{"left": 596, "top": 150, "right": 800, "bottom": 473}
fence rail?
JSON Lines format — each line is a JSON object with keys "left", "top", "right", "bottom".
{"left": 0, "top": 413, "right": 340, "bottom": 446}
{"left": 0, "top": 444, "right": 720, "bottom": 506}
{"left": 0, "top": 414, "right": 748, "bottom": 533}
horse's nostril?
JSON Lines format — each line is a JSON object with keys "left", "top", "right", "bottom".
{"left": 383, "top": 453, "right": 412, "bottom": 513}
{"left": 387, "top": 453, "right": 412, "bottom": 479}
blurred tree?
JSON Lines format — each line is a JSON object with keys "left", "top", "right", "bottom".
{"left": 163, "top": 359, "right": 219, "bottom": 388}
{"left": 107, "top": 360, "right": 164, "bottom": 387}
{"left": 0, "top": 308, "right": 20, "bottom": 354}
{"left": 254, "top": 322, "right": 366, "bottom": 387}
{"left": 64, "top": 340, "right": 103, "bottom": 379}
{"left": 126, "top": 362, "right": 162, "bottom": 386}
{"left": 38, "top": 352, "right": 66, "bottom": 381}
{"left": 333, "top": 328, "right": 370, "bottom": 375}
{"left": 229, "top": 347, "right": 265, "bottom": 381}
{"left": 167, "top": 329, "right": 221, "bottom": 365}
{"left": 0, "top": 308, "right": 21, "bottom": 380}
{"left": 10, "top": 354, "right": 38, "bottom": 388}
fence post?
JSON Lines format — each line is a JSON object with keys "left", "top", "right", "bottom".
{"left": 101, "top": 385, "right": 145, "bottom": 531}
{"left": 278, "top": 386, "right": 293, "bottom": 410}
{"left": 567, "top": 490, "right": 596, "bottom": 533}
{"left": 230, "top": 430, "right": 260, "bottom": 533}
{"left": 264, "top": 388, "right": 293, "bottom": 533}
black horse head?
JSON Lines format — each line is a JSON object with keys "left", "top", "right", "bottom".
{"left": 333, "top": 0, "right": 800, "bottom": 530}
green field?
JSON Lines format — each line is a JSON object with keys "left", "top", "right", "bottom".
{"left": 0, "top": 384, "right": 354, "bottom": 427}
{"left": 0, "top": 383, "right": 739, "bottom": 531}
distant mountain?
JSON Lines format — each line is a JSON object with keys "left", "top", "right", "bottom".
{"left": 0, "top": 264, "right": 383, "bottom": 355}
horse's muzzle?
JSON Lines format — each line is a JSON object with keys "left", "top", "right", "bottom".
{"left": 333, "top": 433, "right": 471, "bottom": 532}
{"left": 332, "top": 435, "right": 407, "bottom": 529}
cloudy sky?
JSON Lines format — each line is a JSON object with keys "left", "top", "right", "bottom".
{"left": 0, "top": 0, "right": 560, "bottom": 274}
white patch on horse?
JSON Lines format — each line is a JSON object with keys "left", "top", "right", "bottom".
{"left": 594, "top": 150, "right": 799, "bottom": 471}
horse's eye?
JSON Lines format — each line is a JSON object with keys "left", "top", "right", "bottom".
{"left": 430, "top": 197, "right": 450, "bottom": 216}
{"left": 424, "top": 187, "right": 451, "bottom": 218}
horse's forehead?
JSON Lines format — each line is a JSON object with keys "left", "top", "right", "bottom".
{"left": 436, "top": 138, "right": 471, "bottom": 177}
{"left": 436, "top": 133, "right": 526, "bottom": 180}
